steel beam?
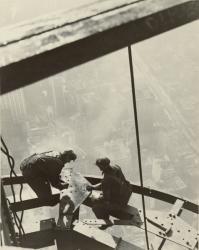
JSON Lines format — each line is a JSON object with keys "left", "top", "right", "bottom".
{"left": 9, "top": 194, "right": 60, "bottom": 211}
{"left": 3, "top": 175, "right": 198, "bottom": 214}
{"left": 19, "top": 218, "right": 56, "bottom": 248}
{"left": 2, "top": 175, "right": 27, "bottom": 185}
{"left": 55, "top": 223, "right": 144, "bottom": 250}
{"left": 0, "top": 0, "right": 198, "bottom": 94}
{"left": 20, "top": 230, "right": 55, "bottom": 249}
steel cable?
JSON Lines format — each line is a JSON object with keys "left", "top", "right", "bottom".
{"left": 1, "top": 137, "right": 25, "bottom": 236}
{"left": 128, "top": 45, "right": 150, "bottom": 250}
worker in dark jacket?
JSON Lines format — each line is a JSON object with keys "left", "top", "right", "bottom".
{"left": 20, "top": 150, "right": 77, "bottom": 202}
{"left": 87, "top": 157, "right": 132, "bottom": 223}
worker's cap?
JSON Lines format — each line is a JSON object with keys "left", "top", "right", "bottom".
{"left": 96, "top": 157, "right": 110, "bottom": 167}
{"left": 62, "top": 150, "right": 77, "bottom": 161}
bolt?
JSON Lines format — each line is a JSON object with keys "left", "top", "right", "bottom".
{"left": 186, "top": 242, "right": 190, "bottom": 245}
{"left": 188, "top": 229, "right": 191, "bottom": 232}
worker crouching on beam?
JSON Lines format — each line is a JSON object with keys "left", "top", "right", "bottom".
{"left": 87, "top": 157, "right": 132, "bottom": 228}
{"left": 20, "top": 150, "right": 77, "bottom": 205}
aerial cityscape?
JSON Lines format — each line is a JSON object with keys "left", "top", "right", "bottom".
{"left": 1, "top": 12, "right": 198, "bottom": 249}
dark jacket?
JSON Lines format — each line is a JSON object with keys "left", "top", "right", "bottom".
{"left": 20, "top": 151, "right": 64, "bottom": 189}
{"left": 101, "top": 165, "right": 132, "bottom": 205}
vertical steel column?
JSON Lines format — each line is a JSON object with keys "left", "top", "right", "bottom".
{"left": 128, "top": 45, "right": 150, "bottom": 250}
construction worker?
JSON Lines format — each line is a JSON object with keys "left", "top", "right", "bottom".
{"left": 20, "top": 150, "right": 77, "bottom": 203}
{"left": 87, "top": 157, "right": 132, "bottom": 224}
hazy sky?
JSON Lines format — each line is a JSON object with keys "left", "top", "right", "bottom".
{"left": 0, "top": 0, "right": 99, "bottom": 27}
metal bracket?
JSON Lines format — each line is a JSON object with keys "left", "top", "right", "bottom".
{"left": 141, "top": 199, "right": 198, "bottom": 250}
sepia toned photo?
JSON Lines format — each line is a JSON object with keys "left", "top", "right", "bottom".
{"left": 0, "top": 1, "right": 199, "bottom": 250}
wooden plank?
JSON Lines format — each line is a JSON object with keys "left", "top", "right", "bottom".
{"left": 0, "top": 0, "right": 198, "bottom": 94}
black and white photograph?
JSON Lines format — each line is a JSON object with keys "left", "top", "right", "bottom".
{"left": 0, "top": 1, "right": 199, "bottom": 250}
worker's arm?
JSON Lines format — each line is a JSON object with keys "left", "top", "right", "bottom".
{"left": 40, "top": 157, "right": 67, "bottom": 190}
{"left": 115, "top": 165, "right": 127, "bottom": 181}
